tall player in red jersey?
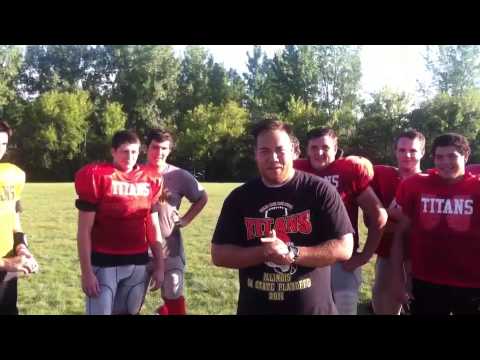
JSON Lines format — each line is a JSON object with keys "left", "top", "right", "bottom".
{"left": 392, "top": 133, "right": 480, "bottom": 314}
{"left": 294, "top": 128, "right": 387, "bottom": 315}
{"left": 370, "top": 129, "right": 425, "bottom": 314}
{"left": 75, "top": 130, "right": 165, "bottom": 315}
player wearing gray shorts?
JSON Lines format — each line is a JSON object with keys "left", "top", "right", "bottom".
{"left": 75, "top": 130, "right": 165, "bottom": 315}
{"left": 145, "top": 129, "right": 208, "bottom": 315}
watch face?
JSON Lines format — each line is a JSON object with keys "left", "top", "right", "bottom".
{"left": 290, "top": 245, "right": 299, "bottom": 259}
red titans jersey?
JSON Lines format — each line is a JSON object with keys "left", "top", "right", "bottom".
{"left": 396, "top": 171, "right": 480, "bottom": 287}
{"left": 75, "top": 163, "right": 163, "bottom": 255}
{"left": 294, "top": 156, "right": 373, "bottom": 250}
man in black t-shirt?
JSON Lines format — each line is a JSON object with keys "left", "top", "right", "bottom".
{"left": 211, "top": 118, "right": 354, "bottom": 315}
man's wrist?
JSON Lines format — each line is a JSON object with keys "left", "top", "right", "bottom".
{"left": 15, "top": 243, "right": 28, "bottom": 255}
{"left": 358, "top": 250, "right": 373, "bottom": 263}
{"left": 177, "top": 217, "right": 188, "bottom": 228}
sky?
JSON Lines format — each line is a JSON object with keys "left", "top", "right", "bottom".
{"left": 173, "top": 45, "right": 432, "bottom": 106}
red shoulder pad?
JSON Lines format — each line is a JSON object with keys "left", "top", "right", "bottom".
{"left": 140, "top": 164, "right": 165, "bottom": 203}
{"left": 344, "top": 155, "right": 374, "bottom": 183}
{"left": 74, "top": 163, "right": 109, "bottom": 205}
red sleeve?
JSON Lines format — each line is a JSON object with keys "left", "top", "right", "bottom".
{"left": 395, "top": 178, "right": 414, "bottom": 218}
{"left": 371, "top": 165, "right": 382, "bottom": 195}
{"left": 372, "top": 165, "right": 397, "bottom": 206}
{"left": 151, "top": 176, "right": 164, "bottom": 205}
{"left": 466, "top": 164, "right": 480, "bottom": 175}
{"left": 75, "top": 164, "right": 102, "bottom": 205}
{"left": 141, "top": 165, "right": 164, "bottom": 205}
{"left": 345, "top": 156, "right": 374, "bottom": 196}
{"left": 293, "top": 158, "right": 312, "bottom": 172}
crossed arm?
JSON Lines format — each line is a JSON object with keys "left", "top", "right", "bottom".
{"left": 343, "top": 186, "right": 387, "bottom": 272}
{"left": 0, "top": 212, "right": 39, "bottom": 274}
{"left": 211, "top": 232, "right": 353, "bottom": 269}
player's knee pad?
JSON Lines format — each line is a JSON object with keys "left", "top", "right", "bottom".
{"left": 162, "top": 256, "right": 185, "bottom": 300}
{"left": 162, "top": 269, "right": 184, "bottom": 299}
{"left": 331, "top": 263, "right": 362, "bottom": 315}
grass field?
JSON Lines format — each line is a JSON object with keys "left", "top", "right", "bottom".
{"left": 17, "top": 182, "right": 375, "bottom": 315}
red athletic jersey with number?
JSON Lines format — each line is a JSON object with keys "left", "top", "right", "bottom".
{"left": 371, "top": 165, "right": 402, "bottom": 257}
{"left": 396, "top": 170, "right": 480, "bottom": 288}
{"left": 294, "top": 156, "right": 373, "bottom": 250}
{"left": 75, "top": 163, "right": 163, "bottom": 255}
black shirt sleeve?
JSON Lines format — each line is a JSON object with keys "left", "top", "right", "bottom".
{"left": 211, "top": 189, "right": 244, "bottom": 246}
{"left": 75, "top": 199, "right": 97, "bottom": 212}
{"left": 316, "top": 181, "right": 354, "bottom": 240}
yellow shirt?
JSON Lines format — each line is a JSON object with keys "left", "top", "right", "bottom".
{"left": 0, "top": 163, "right": 25, "bottom": 258}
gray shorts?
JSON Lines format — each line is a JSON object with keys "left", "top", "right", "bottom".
{"left": 331, "top": 262, "right": 362, "bottom": 294}
{"left": 86, "top": 264, "right": 149, "bottom": 315}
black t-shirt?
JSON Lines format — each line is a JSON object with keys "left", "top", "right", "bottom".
{"left": 212, "top": 170, "right": 354, "bottom": 315}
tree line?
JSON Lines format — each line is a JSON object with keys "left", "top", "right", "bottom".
{"left": 1, "top": 45, "right": 480, "bottom": 181}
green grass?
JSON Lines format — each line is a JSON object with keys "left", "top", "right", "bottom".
{"left": 17, "top": 182, "right": 375, "bottom": 315}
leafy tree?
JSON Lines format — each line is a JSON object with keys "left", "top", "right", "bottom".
{"left": 267, "top": 45, "right": 319, "bottom": 113}
{"left": 0, "top": 46, "right": 23, "bottom": 109}
{"left": 226, "top": 68, "right": 247, "bottom": 105}
{"left": 313, "top": 45, "right": 362, "bottom": 115}
{"left": 207, "top": 62, "right": 229, "bottom": 106}
{"left": 176, "top": 46, "right": 212, "bottom": 117}
{"left": 85, "top": 100, "right": 128, "bottom": 162}
{"left": 409, "top": 89, "right": 480, "bottom": 166}
{"left": 350, "top": 88, "right": 412, "bottom": 163}
{"left": 109, "top": 45, "right": 180, "bottom": 134}
{"left": 20, "top": 45, "right": 92, "bottom": 96}
{"left": 243, "top": 46, "right": 280, "bottom": 115}
{"left": 425, "top": 45, "right": 480, "bottom": 96}
{"left": 282, "top": 97, "right": 329, "bottom": 154}
{"left": 175, "top": 101, "right": 249, "bottom": 180}
{"left": 18, "top": 90, "right": 93, "bottom": 180}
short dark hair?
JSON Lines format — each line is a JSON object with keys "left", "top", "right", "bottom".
{"left": 306, "top": 127, "right": 338, "bottom": 145}
{"left": 432, "top": 133, "right": 470, "bottom": 158}
{"left": 251, "top": 118, "right": 293, "bottom": 145}
{"left": 395, "top": 129, "right": 426, "bottom": 152}
{"left": 145, "top": 128, "right": 175, "bottom": 150}
{"left": 111, "top": 130, "right": 140, "bottom": 150}
{"left": 0, "top": 120, "right": 13, "bottom": 137}
{"left": 291, "top": 135, "right": 301, "bottom": 157}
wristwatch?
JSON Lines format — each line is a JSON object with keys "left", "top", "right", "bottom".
{"left": 288, "top": 244, "right": 300, "bottom": 263}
